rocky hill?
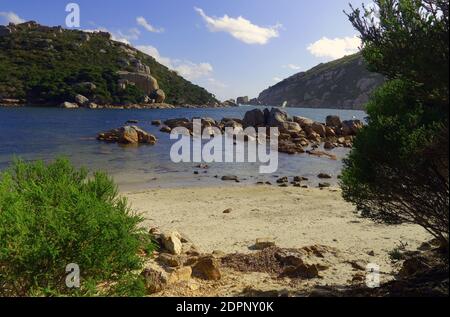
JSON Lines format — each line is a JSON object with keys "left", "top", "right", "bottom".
{"left": 0, "top": 22, "right": 218, "bottom": 107}
{"left": 256, "top": 54, "right": 384, "bottom": 110}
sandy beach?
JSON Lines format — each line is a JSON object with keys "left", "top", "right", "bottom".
{"left": 125, "top": 185, "right": 431, "bottom": 296}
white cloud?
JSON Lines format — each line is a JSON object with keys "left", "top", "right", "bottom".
{"left": 194, "top": 7, "right": 281, "bottom": 45}
{"left": 0, "top": 11, "right": 25, "bottom": 25}
{"left": 136, "top": 45, "right": 213, "bottom": 80}
{"left": 136, "top": 16, "right": 164, "bottom": 33}
{"left": 273, "top": 77, "right": 282, "bottom": 82}
{"left": 136, "top": 45, "right": 171, "bottom": 67}
{"left": 307, "top": 36, "right": 361, "bottom": 60}
{"left": 284, "top": 64, "right": 302, "bottom": 71}
{"left": 175, "top": 61, "right": 213, "bottom": 80}
{"left": 207, "top": 78, "right": 227, "bottom": 89}
{"left": 117, "top": 28, "right": 140, "bottom": 41}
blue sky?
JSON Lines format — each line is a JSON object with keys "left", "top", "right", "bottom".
{"left": 1, "top": 0, "right": 365, "bottom": 100}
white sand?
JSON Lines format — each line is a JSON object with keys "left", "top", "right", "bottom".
{"left": 125, "top": 185, "right": 431, "bottom": 295}
{"left": 126, "top": 185, "right": 429, "bottom": 254}
{"left": 124, "top": 185, "right": 430, "bottom": 296}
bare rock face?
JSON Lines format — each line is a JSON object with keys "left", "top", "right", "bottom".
{"left": 267, "top": 108, "right": 289, "bottom": 127}
{"left": 243, "top": 109, "right": 265, "bottom": 128}
{"left": 132, "top": 126, "right": 158, "bottom": 144}
{"left": 236, "top": 96, "right": 249, "bottom": 104}
{"left": 0, "top": 25, "right": 12, "bottom": 36}
{"left": 192, "top": 256, "right": 222, "bottom": 281}
{"left": 117, "top": 71, "right": 159, "bottom": 96}
{"left": 311, "top": 122, "right": 326, "bottom": 137}
{"left": 279, "top": 121, "right": 302, "bottom": 133}
{"left": 59, "top": 101, "right": 79, "bottom": 109}
{"left": 167, "top": 266, "right": 192, "bottom": 284}
{"left": 151, "top": 89, "right": 166, "bottom": 103}
{"left": 97, "top": 126, "right": 157, "bottom": 145}
{"left": 158, "top": 253, "right": 183, "bottom": 267}
{"left": 74, "top": 94, "right": 89, "bottom": 107}
{"left": 341, "top": 120, "right": 363, "bottom": 136}
{"left": 222, "top": 119, "right": 244, "bottom": 131}
{"left": 120, "top": 126, "right": 139, "bottom": 144}
{"left": 293, "top": 116, "right": 314, "bottom": 129}
{"left": 222, "top": 99, "right": 238, "bottom": 107}
{"left": 278, "top": 141, "right": 305, "bottom": 155}
{"left": 325, "top": 126, "right": 336, "bottom": 138}
{"left": 130, "top": 58, "right": 151, "bottom": 75}
{"left": 326, "top": 115, "right": 342, "bottom": 128}
{"left": 161, "top": 232, "right": 183, "bottom": 255}
{"left": 141, "top": 263, "right": 169, "bottom": 294}
{"left": 115, "top": 57, "right": 166, "bottom": 103}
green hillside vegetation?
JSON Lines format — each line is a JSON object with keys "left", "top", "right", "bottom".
{"left": 0, "top": 22, "right": 217, "bottom": 106}
{"left": 301, "top": 53, "right": 361, "bottom": 78}
{"left": 257, "top": 53, "right": 384, "bottom": 110}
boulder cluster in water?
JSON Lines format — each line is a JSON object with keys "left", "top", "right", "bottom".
{"left": 157, "top": 108, "right": 363, "bottom": 155}
{"left": 95, "top": 108, "right": 363, "bottom": 153}
{"left": 97, "top": 125, "right": 157, "bottom": 145}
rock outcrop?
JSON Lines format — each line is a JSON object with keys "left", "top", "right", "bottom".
{"left": 222, "top": 99, "right": 238, "bottom": 107}
{"left": 117, "top": 71, "right": 164, "bottom": 103}
{"left": 236, "top": 96, "right": 249, "bottom": 104}
{"left": 97, "top": 125, "right": 157, "bottom": 145}
{"left": 159, "top": 108, "right": 363, "bottom": 157}
{"left": 0, "top": 25, "right": 13, "bottom": 37}
{"left": 59, "top": 101, "right": 79, "bottom": 109}
{"left": 141, "top": 228, "right": 224, "bottom": 294}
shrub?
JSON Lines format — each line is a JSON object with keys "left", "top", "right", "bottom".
{"left": 0, "top": 158, "right": 153, "bottom": 296}
{"left": 341, "top": 80, "right": 449, "bottom": 244}
{"left": 342, "top": 0, "right": 449, "bottom": 249}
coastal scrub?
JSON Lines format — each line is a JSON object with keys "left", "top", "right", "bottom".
{"left": 0, "top": 158, "right": 154, "bottom": 296}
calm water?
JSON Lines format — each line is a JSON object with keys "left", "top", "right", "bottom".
{"left": 0, "top": 106, "right": 366, "bottom": 190}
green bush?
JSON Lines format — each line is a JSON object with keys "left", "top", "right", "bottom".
{"left": 343, "top": 0, "right": 449, "bottom": 248}
{"left": 341, "top": 80, "right": 449, "bottom": 240}
{"left": 0, "top": 158, "right": 153, "bottom": 296}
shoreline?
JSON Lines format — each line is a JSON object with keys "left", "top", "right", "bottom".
{"left": 0, "top": 103, "right": 235, "bottom": 109}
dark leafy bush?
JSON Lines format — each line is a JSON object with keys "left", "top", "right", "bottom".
{"left": 0, "top": 158, "right": 153, "bottom": 296}
{"left": 342, "top": 0, "right": 449, "bottom": 248}
{"left": 341, "top": 80, "right": 449, "bottom": 242}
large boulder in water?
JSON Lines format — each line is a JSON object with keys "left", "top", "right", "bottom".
{"left": 163, "top": 118, "right": 191, "bottom": 129}
{"left": 279, "top": 121, "right": 302, "bottom": 133}
{"left": 243, "top": 109, "right": 265, "bottom": 128}
{"left": 293, "top": 116, "right": 314, "bottom": 129}
{"left": 97, "top": 126, "right": 157, "bottom": 145}
{"left": 59, "top": 101, "right": 79, "bottom": 109}
{"left": 341, "top": 120, "right": 363, "bottom": 136}
{"left": 267, "top": 108, "right": 289, "bottom": 127}
{"left": 326, "top": 115, "right": 342, "bottom": 128}
{"left": 311, "top": 122, "right": 326, "bottom": 137}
